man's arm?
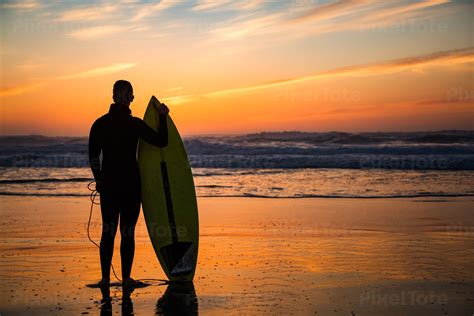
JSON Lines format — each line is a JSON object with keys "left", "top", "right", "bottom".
{"left": 88, "top": 121, "right": 102, "bottom": 184}
{"left": 136, "top": 114, "right": 168, "bottom": 147}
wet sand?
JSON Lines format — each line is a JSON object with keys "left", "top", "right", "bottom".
{"left": 1, "top": 196, "right": 473, "bottom": 315}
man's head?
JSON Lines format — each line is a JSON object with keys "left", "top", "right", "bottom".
{"left": 113, "top": 80, "right": 134, "bottom": 106}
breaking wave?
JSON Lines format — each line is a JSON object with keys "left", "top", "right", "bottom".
{"left": 1, "top": 131, "right": 473, "bottom": 170}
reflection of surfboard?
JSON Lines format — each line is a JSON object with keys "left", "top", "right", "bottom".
{"left": 138, "top": 96, "right": 199, "bottom": 282}
{"left": 156, "top": 282, "right": 198, "bottom": 315}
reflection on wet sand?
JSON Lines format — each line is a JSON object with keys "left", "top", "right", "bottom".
{"left": 98, "top": 285, "right": 135, "bottom": 316}
{"left": 95, "top": 282, "right": 197, "bottom": 316}
{"left": 156, "top": 282, "right": 198, "bottom": 315}
{"left": 99, "top": 285, "right": 111, "bottom": 316}
{"left": 122, "top": 286, "right": 135, "bottom": 316}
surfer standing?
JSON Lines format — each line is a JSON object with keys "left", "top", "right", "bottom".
{"left": 88, "top": 80, "right": 169, "bottom": 288}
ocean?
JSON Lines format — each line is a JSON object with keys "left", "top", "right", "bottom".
{"left": 1, "top": 131, "right": 473, "bottom": 198}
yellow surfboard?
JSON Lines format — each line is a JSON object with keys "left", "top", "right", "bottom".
{"left": 138, "top": 96, "right": 199, "bottom": 282}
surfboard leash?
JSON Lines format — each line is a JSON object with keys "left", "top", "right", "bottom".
{"left": 87, "top": 181, "right": 122, "bottom": 283}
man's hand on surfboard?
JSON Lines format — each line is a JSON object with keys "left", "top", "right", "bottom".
{"left": 154, "top": 100, "right": 170, "bottom": 116}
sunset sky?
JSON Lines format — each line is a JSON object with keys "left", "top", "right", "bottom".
{"left": 1, "top": 0, "right": 473, "bottom": 136}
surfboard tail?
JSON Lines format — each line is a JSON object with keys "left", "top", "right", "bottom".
{"left": 160, "top": 242, "right": 196, "bottom": 277}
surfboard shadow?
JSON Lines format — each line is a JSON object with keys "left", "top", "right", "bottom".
{"left": 156, "top": 282, "right": 198, "bottom": 315}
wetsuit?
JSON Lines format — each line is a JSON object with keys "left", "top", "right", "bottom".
{"left": 88, "top": 103, "right": 168, "bottom": 280}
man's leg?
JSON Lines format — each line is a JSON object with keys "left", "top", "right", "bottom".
{"left": 119, "top": 195, "right": 141, "bottom": 280}
{"left": 99, "top": 192, "right": 119, "bottom": 281}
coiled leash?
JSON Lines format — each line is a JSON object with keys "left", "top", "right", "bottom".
{"left": 87, "top": 181, "right": 168, "bottom": 286}
{"left": 87, "top": 181, "right": 122, "bottom": 282}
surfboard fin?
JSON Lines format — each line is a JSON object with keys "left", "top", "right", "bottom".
{"left": 160, "top": 242, "right": 196, "bottom": 277}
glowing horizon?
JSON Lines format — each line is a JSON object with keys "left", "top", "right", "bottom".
{"left": 1, "top": 0, "right": 473, "bottom": 136}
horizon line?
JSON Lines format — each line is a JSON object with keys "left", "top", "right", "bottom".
{"left": 1, "top": 129, "right": 473, "bottom": 139}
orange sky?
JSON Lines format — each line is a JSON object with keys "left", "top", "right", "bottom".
{"left": 0, "top": 0, "right": 473, "bottom": 136}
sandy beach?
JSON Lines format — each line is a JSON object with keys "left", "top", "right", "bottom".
{"left": 2, "top": 0, "right": 473, "bottom": 314}
{"left": 0, "top": 196, "right": 473, "bottom": 315}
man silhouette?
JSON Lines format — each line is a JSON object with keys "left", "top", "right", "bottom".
{"left": 89, "top": 80, "right": 169, "bottom": 288}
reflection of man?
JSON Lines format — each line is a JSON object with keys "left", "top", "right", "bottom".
{"left": 99, "top": 286, "right": 134, "bottom": 316}
{"left": 89, "top": 80, "right": 169, "bottom": 288}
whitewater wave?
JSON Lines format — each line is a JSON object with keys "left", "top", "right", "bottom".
{"left": 1, "top": 131, "right": 473, "bottom": 170}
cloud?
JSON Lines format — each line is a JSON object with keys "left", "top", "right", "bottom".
{"left": 1, "top": 0, "right": 40, "bottom": 10}
{"left": 161, "top": 95, "right": 194, "bottom": 105}
{"left": 1, "top": 63, "right": 137, "bottom": 97}
{"left": 209, "top": 0, "right": 370, "bottom": 40}
{"left": 55, "top": 63, "right": 136, "bottom": 80}
{"left": 415, "top": 97, "right": 474, "bottom": 106}
{"left": 192, "top": 0, "right": 233, "bottom": 11}
{"left": 194, "top": 0, "right": 264, "bottom": 12}
{"left": 286, "top": 0, "right": 449, "bottom": 25}
{"left": 287, "top": 0, "right": 371, "bottom": 24}
{"left": 288, "top": 1, "right": 463, "bottom": 42}
{"left": 364, "top": 0, "right": 450, "bottom": 22}
{"left": 161, "top": 86, "right": 184, "bottom": 92}
{"left": 204, "top": 46, "right": 474, "bottom": 98}
{"left": 210, "top": 12, "right": 285, "bottom": 39}
{"left": 56, "top": 1, "right": 174, "bottom": 24}
{"left": 210, "top": 0, "right": 457, "bottom": 41}
{"left": 131, "top": 0, "right": 182, "bottom": 21}
{"left": 56, "top": 4, "right": 119, "bottom": 22}
{"left": 192, "top": 0, "right": 265, "bottom": 12}
{"left": 233, "top": 0, "right": 265, "bottom": 10}
{"left": 68, "top": 25, "right": 128, "bottom": 40}
{"left": 321, "top": 105, "right": 378, "bottom": 116}
{"left": 210, "top": 0, "right": 367, "bottom": 39}
{"left": 0, "top": 82, "right": 45, "bottom": 97}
